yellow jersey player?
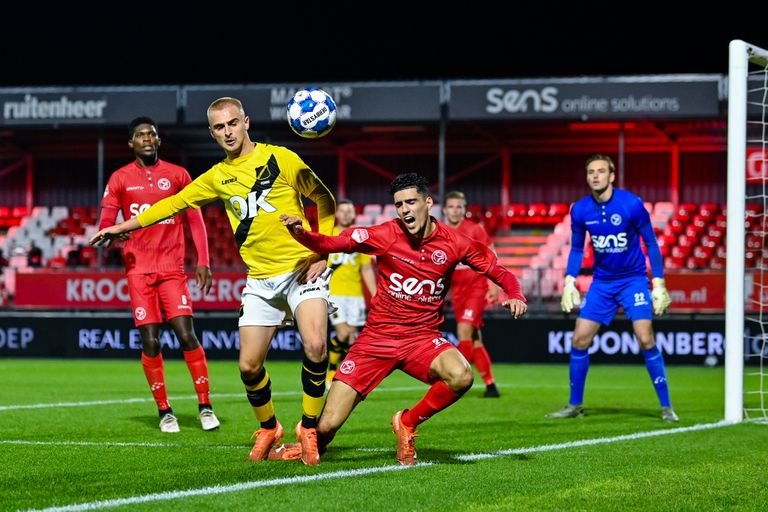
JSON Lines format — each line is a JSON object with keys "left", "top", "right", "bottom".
{"left": 90, "top": 97, "right": 335, "bottom": 465}
{"left": 327, "top": 199, "right": 377, "bottom": 386}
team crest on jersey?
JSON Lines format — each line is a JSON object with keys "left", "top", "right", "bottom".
{"left": 255, "top": 165, "right": 272, "bottom": 183}
{"left": 134, "top": 307, "right": 147, "bottom": 321}
{"left": 339, "top": 360, "right": 355, "bottom": 374}
{"left": 351, "top": 228, "right": 369, "bottom": 244}
{"left": 611, "top": 213, "right": 622, "bottom": 226}
{"left": 157, "top": 178, "right": 171, "bottom": 191}
{"left": 431, "top": 250, "right": 447, "bottom": 265}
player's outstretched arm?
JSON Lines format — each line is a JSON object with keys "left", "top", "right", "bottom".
{"left": 89, "top": 217, "right": 141, "bottom": 247}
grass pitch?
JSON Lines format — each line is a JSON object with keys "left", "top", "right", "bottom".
{"left": 1, "top": 359, "right": 766, "bottom": 511}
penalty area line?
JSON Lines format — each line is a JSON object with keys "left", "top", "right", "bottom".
{"left": 0, "top": 384, "right": 469, "bottom": 412}
{"left": 455, "top": 420, "right": 737, "bottom": 461}
{"left": 23, "top": 420, "right": 735, "bottom": 512}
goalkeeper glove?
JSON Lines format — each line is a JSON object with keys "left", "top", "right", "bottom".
{"left": 651, "top": 277, "right": 672, "bottom": 315}
{"left": 560, "top": 275, "right": 581, "bottom": 313}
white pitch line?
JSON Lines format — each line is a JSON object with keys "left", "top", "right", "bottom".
{"left": 24, "top": 464, "right": 426, "bottom": 512}
{"left": 21, "top": 420, "right": 736, "bottom": 512}
{"left": 454, "top": 420, "right": 737, "bottom": 461}
{"left": 0, "top": 440, "right": 240, "bottom": 449}
{"left": 0, "top": 385, "right": 475, "bottom": 412}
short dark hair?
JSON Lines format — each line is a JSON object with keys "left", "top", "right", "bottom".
{"left": 128, "top": 116, "right": 158, "bottom": 138}
{"left": 585, "top": 154, "right": 615, "bottom": 173}
{"left": 337, "top": 198, "right": 355, "bottom": 207}
{"left": 388, "top": 172, "right": 430, "bottom": 197}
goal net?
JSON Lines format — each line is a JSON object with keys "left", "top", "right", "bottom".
{"left": 727, "top": 39, "right": 768, "bottom": 422}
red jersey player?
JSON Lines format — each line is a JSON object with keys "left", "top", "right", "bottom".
{"left": 98, "top": 117, "right": 218, "bottom": 433}
{"left": 280, "top": 173, "right": 527, "bottom": 465}
{"left": 443, "top": 191, "right": 501, "bottom": 398}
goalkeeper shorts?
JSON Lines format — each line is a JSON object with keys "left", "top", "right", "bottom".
{"left": 579, "top": 275, "right": 653, "bottom": 325}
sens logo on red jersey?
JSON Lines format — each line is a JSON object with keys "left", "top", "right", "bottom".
{"left": 351, "top": 228, "right": 369, "bottom": 244}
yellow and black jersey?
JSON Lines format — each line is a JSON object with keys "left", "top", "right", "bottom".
{"left": 137, "top": 143, "right": 335, "bottom": 278}
{"left": 328, "top": 226, "right": 372, "bottom": 297}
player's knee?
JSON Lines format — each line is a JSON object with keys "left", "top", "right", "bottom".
{"left": 637, "top": 338, "right": 655, "bottom": 350}
{"left": 303, "top": 338, "right": 328, "bottom": 361}
{"left": 239, "top": 362, "right": 264, "bottom": 378}
{"left": 447, "top": 366, "right": 474, "bottom": 393}
{"left": 177, "top": 332, "right": 200, "bottom": 351}
{"left": 571, "top": 335, "right": 592, "bottom": 350}
{"left": 141, "top": 338, "right": 161, "bottom": 356}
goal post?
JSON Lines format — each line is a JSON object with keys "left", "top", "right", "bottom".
{"left": 726, "top": 39, "right": 768, "bottom": 422}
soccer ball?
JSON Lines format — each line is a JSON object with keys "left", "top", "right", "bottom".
{"left": 286, "top": 88, "right": 337, "bottom": 138}
{"left": 704, "top": 355, "right": 718, "bottom": 367}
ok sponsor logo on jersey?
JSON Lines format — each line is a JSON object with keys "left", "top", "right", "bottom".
{"left": 228, "top": 189, "right": 276, "bottom": 220}
{"left": 329, "top": 252, "right": 358, "bottom": 267}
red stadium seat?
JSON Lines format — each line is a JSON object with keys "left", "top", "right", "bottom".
{"left": 466, "top": 204, "right": 484, "bottom": 221}
{"left": 677, "top": 234, "right": 695, "bottom": 248}
{"left": 692, "top": 245, "right": 714, "bottom": 259}
{"left": 548, "top": 202, "right": 569, "bottom": 217}
{"left": 671, "top": 245, "right": 692, "bottom": 259}
{"left": 665, "top": 256, "right": 685, "bottom": 269}
{"left": 716, "top": 245, "right": 727, "bottom": 259}
{"left": 11, "top": 206, "right": 28, "bottom": 218}
{"left": 709, "top": 256, "right": 726, "bottom": 269}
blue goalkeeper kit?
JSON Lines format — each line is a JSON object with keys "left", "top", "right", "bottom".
{"left": 563, "top": 188, "right": 671, "bottom": 408}
{"left": 566, "top": 188, "right": 663, "bottom": 325}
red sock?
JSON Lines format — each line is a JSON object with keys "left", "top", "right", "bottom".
{"left": 183, "top": 345, "right": 211, "bottom": 406}
{"left": 141, "top": 352, "right": 170, "bottom": 411}
{"left": 472, "top": 345, "right": 495, "bottom": 386}
{"left": 402, "top": 381, "right": 461, "bottom": 428}
{"left": 458, "top": 340, "right": 474, "bottom": 363}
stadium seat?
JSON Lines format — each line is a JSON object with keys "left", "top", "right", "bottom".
{"left": 710, "top": 256, "right": 726, "bottom": 269}
{"left": 666, "top": 218, "right": 686, "bottom": 235}
{"left": 665, "top": 256, "right": 685, "bottom": 269}
{"left": 11, "top": 206, "right": 28, "bottom": 218}
{"left": 355, "top": 214, "right": 373, "bottom": 226}
{"left": 548, "top": 202, "right": 569, "bottom": 217}
{"left": 382, "top": 204, "right": 398, "bottom": 218}
{"left": 505, "top": 203, "right": 527, "bottom": 221}
{"left": 466, "top": 203, "right": 484, "bottom": 221}
{"left": 671, "top": 245, "right": 692, "bottom": 259}
{"left": 362, "top": 203, "right": 382, "bottom": 217}
{"left": 653, "top": 201, "right": 674, "bottom": 218}
{"left": 716, "top": 245, "right": 727, "bottom": 259}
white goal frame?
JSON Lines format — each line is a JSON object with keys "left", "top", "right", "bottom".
{"left": 726, "top": 39, "right": 768, "bottom": 422}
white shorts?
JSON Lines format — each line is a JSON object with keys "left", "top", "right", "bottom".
{"left": 239, "top": 268, "right": 332, "bottom": 327}
{"left": 329, "top": 295, "right": 367, "bottom": 327}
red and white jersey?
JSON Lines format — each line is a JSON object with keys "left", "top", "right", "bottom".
{"left": 292, "top": 218, "right": 524, "bottom": 337}
{"left": 451, "top": 219, "right": 493, "bottom": 289}
{"left": 101, "top": 159, "right": 192, "bottom": 274}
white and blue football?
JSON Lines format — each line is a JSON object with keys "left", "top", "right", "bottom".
{"left": 286, "top": 88, "right": 337, "bottom": 138}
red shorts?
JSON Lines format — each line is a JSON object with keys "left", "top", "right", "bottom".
{"left": 333, "top": 329, "right": 455, "bottom": 398}
{"left": 451, "top": 282, "right": 487, "bottom": 329}
{"left": 127, "top": 272, "right": 193, "bottom": 326}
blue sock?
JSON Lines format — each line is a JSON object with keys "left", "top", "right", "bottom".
{"left": 568, "top": 348, "right": 590, "bottom": 406}
{"left": 642, "top": 346, "right": 671, "bottom": 407}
